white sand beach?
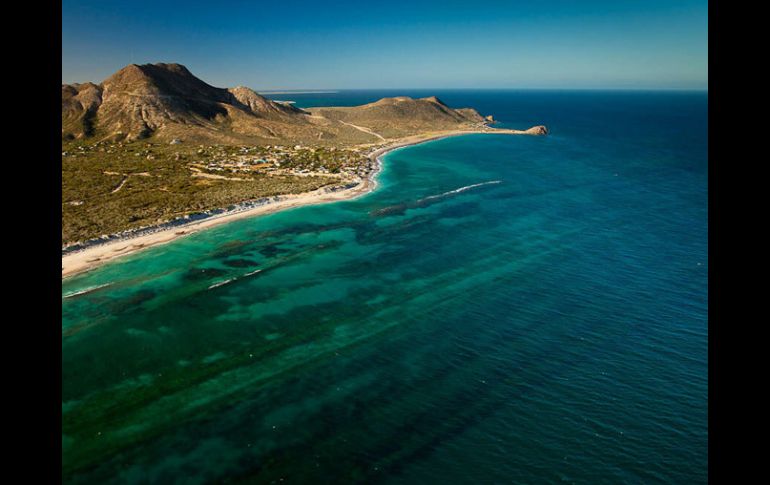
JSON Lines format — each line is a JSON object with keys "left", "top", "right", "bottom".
{"left": 62, "top": 127, "right": 542, "bottom": 278}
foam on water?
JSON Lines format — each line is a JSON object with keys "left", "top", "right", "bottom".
{"left": 419, "top": 180, "right": 502, "bottom": 202}
{"left": 208, "top": 278, "right": 235, "bottom": 290}
{"left": 62, "top": 282, "right": 112, "bottom": 299}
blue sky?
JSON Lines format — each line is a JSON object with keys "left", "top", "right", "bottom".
{"left": 62, "top": 0, "right": 708, "bottom": 90}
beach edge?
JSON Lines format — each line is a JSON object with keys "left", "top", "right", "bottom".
{"left": 61, "top": 127, "right": 542, "bottom": 279}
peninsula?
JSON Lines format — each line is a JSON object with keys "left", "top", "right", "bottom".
{"left": 62, "top": 63, "right": 547, "bottom": 277}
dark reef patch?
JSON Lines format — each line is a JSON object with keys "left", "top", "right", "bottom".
{"left": 184, "top": 267, "right": 229, "bottom": 281}
{"left": 223, "top": 258, "right": 258, "bottom": 268}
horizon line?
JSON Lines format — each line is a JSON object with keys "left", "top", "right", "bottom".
{"left": 254, "top": 87, "right": 708, "bottom": 93}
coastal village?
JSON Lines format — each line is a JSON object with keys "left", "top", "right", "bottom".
{"left": 61, "top": 138, "right": 384, "bottom": 248}
{"left": 61, "top": 63, "right": 546, "bottom": 254}
{"left": 63, "top": 140, "right": 379, "bottom": 183}
{"left": 186, "top": 143, "right": 378, "bottom": 180}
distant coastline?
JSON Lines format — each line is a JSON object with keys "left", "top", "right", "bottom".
{"left": 61, "top": 126, "right": 545, "bottom": 279}
{"left": 260, "top": 90, "right": 339, "bottom": 95}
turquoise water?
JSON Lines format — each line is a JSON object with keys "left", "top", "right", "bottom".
{"left": 62, "top": 91, "right": 708, "bottom": 483}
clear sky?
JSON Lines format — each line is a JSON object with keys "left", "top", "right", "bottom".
{"left": 62, "top": 0, "right": 708, "bottom": 90}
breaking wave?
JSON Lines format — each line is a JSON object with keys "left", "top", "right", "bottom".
{"left": 62, "top": 283, "right": 112, "bottom": 299}
{"left": 208, "top": 278, "right": 235, "bottom": 290}
{"left": 419, "top": 180, "right": 502, "bottom": 202}
{"left": 207, "top": 269, "right": 262, "bottom": 290}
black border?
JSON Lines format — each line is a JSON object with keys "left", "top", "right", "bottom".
{"left": 17, "top": 1, "right": 724, "bottom": 482}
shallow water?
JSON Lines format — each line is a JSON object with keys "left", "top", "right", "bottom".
{"left": 62, "top": 90, "right": 707, "bottom": 483}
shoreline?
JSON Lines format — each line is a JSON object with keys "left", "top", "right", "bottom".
{"left": 62, "top": 126, "right": 541, "bottom": 279}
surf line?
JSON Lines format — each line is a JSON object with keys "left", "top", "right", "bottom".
{"left": 63, "top": 283, "right": 113, "bottom": 299}
{"left": 208, "top": 278, "right": 235, "bottom": 290}
{"left": 207, "top": 268, "right": 263, "bottom": 290}
{"left": 419, "top": 180, "right": 502, "bottom": 202}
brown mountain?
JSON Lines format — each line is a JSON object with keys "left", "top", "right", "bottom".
{"left": 62, "top": 63, "right": 492, "bottom": 145}
{"left": 62, "top": 82, "right": 102, "bottom": 137}
{"left": 307, "top": 95, "right": 488, "bottom": 138}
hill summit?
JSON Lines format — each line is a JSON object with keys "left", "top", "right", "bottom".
{"left": 62, "top": 63, "right": 494, "bottom": 145}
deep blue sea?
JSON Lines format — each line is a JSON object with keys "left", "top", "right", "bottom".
{"left": 62, "top": 90, "right": 708, "bottom": 483}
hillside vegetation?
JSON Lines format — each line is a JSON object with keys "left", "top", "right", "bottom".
{"left": 62, "top": 63, "right": 498, "bottom": 244}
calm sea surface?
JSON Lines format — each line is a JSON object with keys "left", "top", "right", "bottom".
{"left": 62, "top": 90, "right": 708, "bottom": 484}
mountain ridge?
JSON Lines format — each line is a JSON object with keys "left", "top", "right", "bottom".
{"left": 62, "top": 63, "right": 492, "bottom": 145}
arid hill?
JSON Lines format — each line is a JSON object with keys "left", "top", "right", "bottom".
{"left": 62, "top": 63, "right": 493, "bottom": 145}
{"left": 307, "top": 96, "right": 487, "bottom": 138}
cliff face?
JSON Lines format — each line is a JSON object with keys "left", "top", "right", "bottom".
{"left": 62, "top": 63, "right": 496, "bottom": 144}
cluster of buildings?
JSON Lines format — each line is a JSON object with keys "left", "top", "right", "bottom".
{"left": 63, "top": 139, "right": 383, "bottom": 182}
{"left": 192, "top": 144, "right": 377, "bottom": 180}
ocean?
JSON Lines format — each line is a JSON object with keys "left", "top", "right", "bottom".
{"left": 62, "top": 90, "right": 708, "bottom": 483}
